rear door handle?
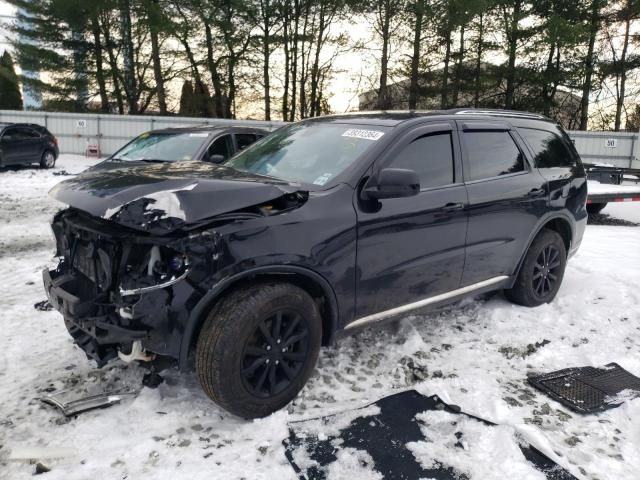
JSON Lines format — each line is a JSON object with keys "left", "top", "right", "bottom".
{"left": 528, "top": 188, "right": 546, "bottom": 198}
{"left": 441, "top": 202, "right": 464, "bottom": 212}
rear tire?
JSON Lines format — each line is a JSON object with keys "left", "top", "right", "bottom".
{"left": 40, "top": 150, "right": 56, "bottom": 169}
{"left": 196, "top": 283, "right": 322, "bottom": 419}
{"left": 586, "top": 202, "right": 607, "bottom": 215}
{"left": 505, "top": 229, "right": 567, "bottom": 307}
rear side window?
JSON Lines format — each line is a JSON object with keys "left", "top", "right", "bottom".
{"left": 14, "top": 127, "right": 41, "bottom": 139}
{"left": 390, "top": 133, "right": 454, "bottom": 189}
{"left": 235, "top": 133, "right": 257, "bottom": 151}
{"left": 519, "top": 128, "right": 575, "bottom": 168}
{"left": 208, "top": 134, "right": 233, "bottom": 160}
{"left": 462, "top": 131, "right": 524, "bottom": 181}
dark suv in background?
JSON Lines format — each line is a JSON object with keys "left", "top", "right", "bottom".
{"left": 0, "top": 123, "right": 59, "bottom": 168}
{"left": 43, "top": 109, "right": 587, "bottom": 418}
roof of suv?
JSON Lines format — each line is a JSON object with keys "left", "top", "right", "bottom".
{"left": 0, "top": 122, "right": 49, "bottom": 131}
{"left": 147, "top": 124, "right": 270, "bottom": 135}
{"left": 309, "top": 108, "right": 556, "bottom": 127}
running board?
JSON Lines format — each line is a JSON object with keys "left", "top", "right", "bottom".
{"left": 345, "top": 276, "right": 509, "bottom": 330}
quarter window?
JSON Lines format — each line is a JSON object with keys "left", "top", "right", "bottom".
{"left": 519, "top": 128, "right": 575, "bottom": 168}
{"left": 208, "top": 135, "right": 233, "bottom": 160}
{"left": 235, "top": 133, "right": 257, "bottom": 151}
{"left": 390, "top": 133, "right": 454, "bottom": 189}
{"left": 462, "top": 131, "right": 524, "bottom": 181}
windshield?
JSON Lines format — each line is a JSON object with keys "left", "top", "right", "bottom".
{"left": 112, "top": 131, "right": 210, "bottom": 162}
{"left": 225, "top": 123, "right": 389, "bottom": 185}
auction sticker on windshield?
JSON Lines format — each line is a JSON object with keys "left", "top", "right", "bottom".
{"left": 342, "top": 129, "right": 385, "bottom": 141}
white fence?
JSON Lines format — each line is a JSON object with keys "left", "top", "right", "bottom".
{"left": 0, "top": 109, "right": 638, "bottom": 169}
{"left": 0, "top": 110, "right": 285, "bottom": 157}
{"left": 568, "top": 130, "right": 640, "bottom": 170}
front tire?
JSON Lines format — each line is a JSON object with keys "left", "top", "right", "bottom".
{"left": 505, "top": 229, "right": 567, "bottom": 307}
{"left": 196, "top": 283, "right": 322, "bottom": 419}
{"left": 40, "top": 150, "right": 56, "bottom": 169}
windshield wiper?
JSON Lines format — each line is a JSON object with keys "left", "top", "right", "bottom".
{"left": 138, "top": 158, "right": 172, "bottom": 163}
{"left": 108, "top": 157, "right": 170, "bottom": 163}
{"left": 129, "top": 158, "right": 173, "bottom": 163}
{"left": 224, "top": 164, "right": 286, "bottom": 183}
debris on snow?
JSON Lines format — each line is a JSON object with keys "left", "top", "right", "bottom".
{"left": 33, "top": 299, "right": 53, "bottom": 311}
{"left": 35, "top": 462, "right": 51, "bottom": 475}
{"left": 40, "top": 390, "right": 138, "bottom": 417}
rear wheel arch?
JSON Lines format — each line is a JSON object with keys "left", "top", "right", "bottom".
{"left": 179, "top": 266, "right": 339, "bottom": 371}
{"left": 506, "top": 228, "right": 567, "bottom": 307}
{"left": 542, "top": 217, "right": 572, "bottom": 253}
{"left": 514, "top": 215, "right": 572, "bottom": 279}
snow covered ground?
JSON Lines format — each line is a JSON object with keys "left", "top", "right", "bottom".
{"left": 603, "top": 201, "right": 640, "bottom": 224}
{"left": 1, "top": 155, "right": 639, "bottom": 479}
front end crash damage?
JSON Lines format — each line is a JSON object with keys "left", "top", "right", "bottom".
{"left": 43, "top": 182, "right": 308, "bottom": 368}
{"left": 43, "top": 208, "right": 220, "bottom": 367}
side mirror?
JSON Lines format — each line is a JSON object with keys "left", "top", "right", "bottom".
{"left": 364, "top": 168, "right": 420, "bottom": 200}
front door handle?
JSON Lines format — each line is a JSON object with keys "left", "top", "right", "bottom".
{"left": 441, "top": 202, "right": 464, "bottom": 212}
{"left": 528, "top": 188, "right": 546, "bottom": 198}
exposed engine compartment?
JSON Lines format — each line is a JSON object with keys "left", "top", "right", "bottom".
{"left": 45, "top": 208, "right": 210, "bottom": 366}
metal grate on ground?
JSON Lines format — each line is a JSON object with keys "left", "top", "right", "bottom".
{"left": 528, "top": 363, "right": 640, "bottom": 413}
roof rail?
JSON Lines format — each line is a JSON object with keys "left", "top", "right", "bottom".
{"left": 453, "top": 109, "right": 546, "bottom": 119}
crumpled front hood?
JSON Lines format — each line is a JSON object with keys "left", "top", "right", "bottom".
{"left": 50, "top": 160, "right": 304, "bottom": 233}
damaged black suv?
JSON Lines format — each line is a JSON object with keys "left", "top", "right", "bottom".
{"left": 43, "top": 109, "right": 587, "bottom": 418}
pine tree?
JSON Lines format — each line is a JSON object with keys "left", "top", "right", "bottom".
{"left": 626, "top": 104, "right": 640, "bottom": 131}
{"left": 0, "top": 51, "right": 24, "bottom": 110}
{"left": 7, "top": 0, "right": 92, "bottom": 111}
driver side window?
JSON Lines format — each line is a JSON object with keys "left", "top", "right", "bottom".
{"left": 208, "top": 135, "right": 233, "bottom": 160}
{"left": 389, "top": 132, "right": 455, "bottom": 190}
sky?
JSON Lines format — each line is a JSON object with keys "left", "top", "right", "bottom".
{"left": 0, "top": 1, "right": 14, "bottom": 53}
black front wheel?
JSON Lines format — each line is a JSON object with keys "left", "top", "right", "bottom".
{"left": 196, "top": 283, "right": 322, "bottom": 418}
{"left": 505, "top": 229, "right": 567, "bottom": 307}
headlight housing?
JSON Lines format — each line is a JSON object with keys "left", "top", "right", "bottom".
{"left": 119, "top": 245, "right": 190, "bottom": 296}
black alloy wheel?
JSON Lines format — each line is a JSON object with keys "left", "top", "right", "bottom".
{"left": 241, "top": 310, "right": 309, "bottom": 398}
{"left": 196, "top": 282, "right": 322, "bottom": 418}
{"left": 504, "top": 228, "right": 567, "bottom": 307}
{"left": 532, "top": 245, "right": 562, "bottom": 297}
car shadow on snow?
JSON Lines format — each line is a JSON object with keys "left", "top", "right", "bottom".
{"left": 0, "top": 164, "right": 42, "bottom": 173}
{"left": 587, "top": 212, "right": 639, "bottom": 227}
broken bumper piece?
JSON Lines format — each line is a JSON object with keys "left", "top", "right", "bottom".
{"left": 40, "top": 390, "right": 138, "bottom": 417}
{"left": 43, "top": 268, "right": 149, "bottom": 367}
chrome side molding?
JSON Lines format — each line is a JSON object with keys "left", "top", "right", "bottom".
{"left": 345, "top": 276, "right": 509, "bottom": 330}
